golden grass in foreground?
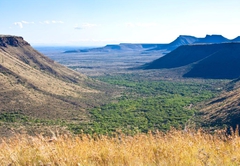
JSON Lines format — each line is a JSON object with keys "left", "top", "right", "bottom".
{"left": 1, "top": 129, "right": 240, "bottom": 166}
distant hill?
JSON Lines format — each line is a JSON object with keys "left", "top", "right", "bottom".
{"left": 0, "top": 35, "right": 110, "bottom": 120}
{"left": 143, "top": 43, "right": 240, "bottom": 79}
{"left": 195, "top": 35, "right": 230, "bottom": 44}
{"left": 232, "top": 36, "right": 240, "bottom": 42}
{"left": 196, "top": 78, "right": 240, "bottom": 130}
{"left": 164, "top": 35, "right": 199, "bottom": 50}
{"left": 64, "top": 43, "right": 166, "bottom": 53}
{"left": 64, "top": 34, "right": 240, "bottom": 54}
{"left": 63, "top": 36, "right": 197, "bottom": 53}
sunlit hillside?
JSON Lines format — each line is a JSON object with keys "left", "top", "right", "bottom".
{"left": 0, "top": 35, "right": 114, "bottom": 123}
{"left": 197, "top": 77, "right": 240, "bottom": 130}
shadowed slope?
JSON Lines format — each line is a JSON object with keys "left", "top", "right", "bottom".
{"left": 183, "top": 43, "right": 240, "bottom": 79}
{"left": 143, "top": 43, "right": 240, "bottom": 79}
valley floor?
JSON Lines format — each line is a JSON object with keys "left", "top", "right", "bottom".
{"left": 0, "top": 39, "right": 239, "bottom": 165}
{"left": 0, "top": 47, "right": 230, "bottom": 136}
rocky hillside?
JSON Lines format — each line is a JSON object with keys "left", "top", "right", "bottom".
{"left": 0, "top": 35, "right": 111, "bottom": 120}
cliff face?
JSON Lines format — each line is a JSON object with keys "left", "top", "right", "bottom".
{"left": 0, "top": 35, "right": 30, "bottom": 47}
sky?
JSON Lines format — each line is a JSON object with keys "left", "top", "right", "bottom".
{"left": 1, "top": 0, "right": 240, "bottom": 46}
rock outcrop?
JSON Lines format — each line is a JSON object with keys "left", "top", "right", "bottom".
{"left": 0, "top": 35, "right": 30, "bottom": 47}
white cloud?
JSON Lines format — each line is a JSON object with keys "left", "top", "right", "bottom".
{"left": 52, "top": 20, "right": 64, "bottom": 24}
{"left": 14, "top": 21, "right": 34, "bottom": 28}
{"left": 83, "top": 23, "right": 98, "bottom": 28}
{"left": 14, "top": 22, "right": 23, "bottom": 28}
{"left": 74, "top": 23, "right": 98, "bottom": 30}
{"left": 21, "top": 21, "right": 34, "bottom": 24}
{"left": 74, "top": 26, "right": 83, "bottom": 30}
{"left": 13, "top": 20, "right": 63, "bottom": 28}
{"left": 39, "top": 20, "right": 64, "bottom": 24}
{"left": 126, "top": 22, "right": 157, "bottom": 28}
{"left": 44, "top": 20, "right": 50, "bottom": 24}
{"left": 126, "top": 22, "right": 135, "bottom": 27}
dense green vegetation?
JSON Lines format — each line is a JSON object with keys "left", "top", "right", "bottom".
{"left": 0, "top": 74, "right": 223, "bottom": 135}
{"left": 0, "top": 112, "right": 66, "bottom": 126}
{"left": 68, "top": 74, "right": 221, "bottom": 134}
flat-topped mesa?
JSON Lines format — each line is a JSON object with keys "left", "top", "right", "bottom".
{"left": 0, "top": 35, "right": 30, "bottom": 47}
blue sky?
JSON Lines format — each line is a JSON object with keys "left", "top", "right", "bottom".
{"left": 1, "top": 0, "right": 240, "bottom": 46}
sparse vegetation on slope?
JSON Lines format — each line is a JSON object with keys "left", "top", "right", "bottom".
{"left": 0, "top": 35, "right": 115, "bottom": 123}
{"left": 196, "top": 77, "right": 240, "bottom": 130}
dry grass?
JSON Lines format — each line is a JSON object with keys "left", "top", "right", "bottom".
{"left": 198, "top": 82, "right": 240, "bottom": 128}
{"left": 1, "top": 129, "right": 240, "bottom": 166}
{"left": 0, "top": 42, "right": 115, "bottom": 120}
